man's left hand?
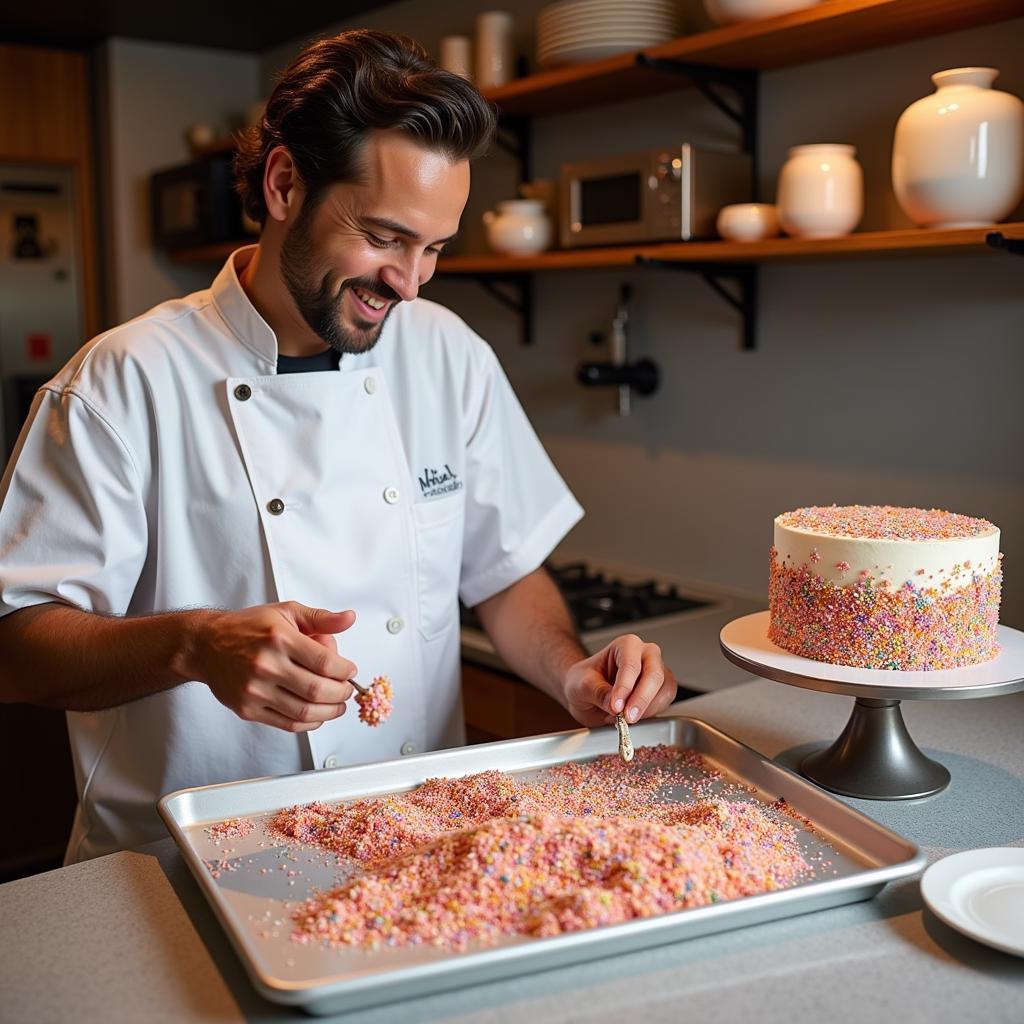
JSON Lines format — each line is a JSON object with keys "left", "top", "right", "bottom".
{"left": 562, "top": 634, "right": 678, "bottom": 727}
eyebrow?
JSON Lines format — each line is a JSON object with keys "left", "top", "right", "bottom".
{"left": 363, "top": 216, "right": 459, "bottom": 246}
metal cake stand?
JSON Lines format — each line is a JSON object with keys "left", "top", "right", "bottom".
{"left": 720, "top": 611, "right": 1024, "bottom": 800}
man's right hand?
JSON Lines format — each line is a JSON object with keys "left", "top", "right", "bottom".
{"left": 182, "top": 602, "right": 358, "bottom": 732}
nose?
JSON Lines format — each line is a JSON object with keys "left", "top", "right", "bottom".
{"left": 379, "top": 250, "right": 432, "bottom": 303}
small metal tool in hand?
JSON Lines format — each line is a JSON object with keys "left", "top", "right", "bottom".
{"left": 616, "top": 713, "right": 634, "bottom": 763}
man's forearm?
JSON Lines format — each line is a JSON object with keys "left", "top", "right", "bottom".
{"left": 473, "top": 568, "right": 586, "bottom": 707}
{"left": 0, "top": 602, "right": 203, "bottom": 710}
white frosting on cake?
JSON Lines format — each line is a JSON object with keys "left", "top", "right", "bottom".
{"left": 773, "top": 518, "right": 1000, "bottom": 591}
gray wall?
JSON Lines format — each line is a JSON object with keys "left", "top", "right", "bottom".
{"left": 261, "top": 6, "right": 1024, "bottom": 627}
{"left": 94, "top": 38, "right": 261, "bottom": 323}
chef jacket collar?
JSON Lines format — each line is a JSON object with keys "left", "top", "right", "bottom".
{"left": 211, "top": 244, "right": 280, "bottom": 373}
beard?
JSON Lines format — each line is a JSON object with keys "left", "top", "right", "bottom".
{"left": 279, "top": 200, "right": 400, "bottom": 356}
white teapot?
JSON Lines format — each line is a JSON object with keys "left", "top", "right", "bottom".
{"left": 483, "top": 199, "right": 552, "bottom": 256}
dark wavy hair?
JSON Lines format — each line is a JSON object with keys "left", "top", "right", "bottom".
{"left": 233, "top": 30, "right": 498, "bottom": 226}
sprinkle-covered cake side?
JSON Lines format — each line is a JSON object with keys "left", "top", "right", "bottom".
{"left": 768, "top": 505, "right": 1002, "bottom": 671}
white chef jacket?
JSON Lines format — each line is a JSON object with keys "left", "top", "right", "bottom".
{"left": 0, "top": 245, "right": 583, "bottom": 862}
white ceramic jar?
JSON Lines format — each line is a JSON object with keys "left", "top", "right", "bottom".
{"left": 776, "top": 144, "right": 863, "bottom": 238}
{"left": 483, "top": 199, "right": 552, "bottom": 255}
{"left": 892, "top": 67, "right": 1024, "bottom": 228}
{"left": 440, "top": 35, "right": 473, "bottom": 80}
{"left": 475, "top": 11, "right": 514, "bottom": 89}
{"left": 716, "top": 203, "right": 781, "bottom": 241}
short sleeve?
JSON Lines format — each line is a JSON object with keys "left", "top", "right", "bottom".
{"left": 458, "top": 345, "right": 583, "bottom": 608}
{"left": 0, "top": 387, "right": 148, "bottom": 618}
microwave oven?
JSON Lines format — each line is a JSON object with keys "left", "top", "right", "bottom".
{"left": 150, "top": 151, "right": 249, "bottom": 250}
{"left": 559, "top": 144, "right": 752, "bottom": 248}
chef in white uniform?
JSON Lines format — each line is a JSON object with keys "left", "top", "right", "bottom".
{"left": 0, "top": 30, "right": 677, "bottom": 861}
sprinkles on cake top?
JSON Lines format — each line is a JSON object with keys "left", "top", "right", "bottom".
{"left": 778, "top": 505, "right": 996, "bottom": 541}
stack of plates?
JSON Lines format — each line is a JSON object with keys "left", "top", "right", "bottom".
{"left": 537, "top": 0, "right": 680, "bottom": 70}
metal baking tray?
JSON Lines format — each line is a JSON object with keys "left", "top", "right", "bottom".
{"left": 158, "top": 717, "right": 925, "bottom": 1015}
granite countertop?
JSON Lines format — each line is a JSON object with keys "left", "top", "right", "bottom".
{"left": 2, "top": 680, "right": 1022, "bottom": 1024}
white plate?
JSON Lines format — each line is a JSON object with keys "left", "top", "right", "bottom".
{"left": 540, "top": 0, "right": 676, "bottom": 16}
{"left": 540, "top": 25, "right": 677, "bottom": 45}
{"left": 920, "top": 848, "right": 1024, "bottom": 957}
{"left": 539, "top": 34, "right": 674, "bottom": 54}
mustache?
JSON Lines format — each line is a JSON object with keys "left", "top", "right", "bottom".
{"left": 342, "top": 278, "right": 401, "bottom": 303}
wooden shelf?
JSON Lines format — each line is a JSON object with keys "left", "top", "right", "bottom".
{"left": 484, "top": 0, "right": 1023, "bottom": 118}
{"left": 434, "top": 224, "right": 1024, "bottom": 273}
{"left": 166, "top": 224, "right": 1024, "bottom": 268}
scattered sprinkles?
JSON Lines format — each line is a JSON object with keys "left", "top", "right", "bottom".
{"left": 769, "top": 546, "right": 1002, "bottom": 671}
{"left": 263, "top": 747, "right": 815, "bottom": 951}
{"left": 778, "top": 505, "right": 996, "bottom": 541}
{"left": 205, "top": 818, "right": 256, "bottom": 843}
{"left": 356, "top": 675, "right": 394, "bottom": 727}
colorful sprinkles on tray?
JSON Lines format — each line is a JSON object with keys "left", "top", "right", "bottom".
{"left": 205, "top": 817, "right": 256, "bottom": 843}
{"left": 356, "top": 675, "right": 394, "bottom": 727}
{"left": 769, "top": 547, "right": 1002, "bottom": 670}
{"left": 266, "top": 746, "right": 814, "bottom": 952}
{"left": 778, "top": 505, "right": 996, "bottom": 541}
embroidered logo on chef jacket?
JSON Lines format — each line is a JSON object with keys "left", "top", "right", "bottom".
{"left": 417, "top": 463, "right": 464, "bottom": 500}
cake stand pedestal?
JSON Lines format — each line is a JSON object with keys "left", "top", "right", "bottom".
{"left": 720, "top": 612, "right": 1024, "bottom": 800}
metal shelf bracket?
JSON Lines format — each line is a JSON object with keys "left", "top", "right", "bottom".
{"left": 636, "top": 256, "right": 758, "bottom": 350}
{"left": 493, "top": 115, "right": 533, "bottom": 182}
{"left": 633, "top": 54, "right": 759, "bottom": 190}
{"left": 467, "top": 273, "right": 534, "bottom": 346}
{"left": 986, "top": 231, "right": 1024, "bottom": 256}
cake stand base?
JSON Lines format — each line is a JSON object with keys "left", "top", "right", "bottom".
{"left": 799, "top": 698, "right": 950, "bottom": 800}
{"left": 719, "top": 613, "right": 1024, "bottom": 802}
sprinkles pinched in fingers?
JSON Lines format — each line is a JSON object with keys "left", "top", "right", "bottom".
{"left": 355, "top": 675, "right": 394, "bottom": 727}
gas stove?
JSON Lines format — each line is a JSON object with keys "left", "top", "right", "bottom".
{"left": 460, "top": 558, "right": 765, "bottom": 695}
{"left": 462, "top": 565, "right": 712, "bottom": 634}
{"left": 459, "top": 561, "right": 714, "bottom": 635}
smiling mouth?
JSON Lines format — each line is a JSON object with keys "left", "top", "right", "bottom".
{"left": 352, "top": 286, "right": 390, "bottom": 310}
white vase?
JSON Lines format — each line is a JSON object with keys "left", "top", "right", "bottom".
{"left": 475, "top": 11, "right": 514, "bottom": 90}
{"left": 776, "top": 144, "right": 863, "bottom": 238}
{"left": 483, "top": 199, "right": 552, "bottom": 255}
{"left": 892, "top": 67, "right": 1024, "bottom": 229}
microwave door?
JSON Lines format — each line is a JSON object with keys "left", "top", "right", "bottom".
{"left": 567, "top": 167, "right": 647, "bottom": 247}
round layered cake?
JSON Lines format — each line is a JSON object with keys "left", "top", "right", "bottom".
{"left": 768, "top": 505, "right": 1002, "bottom": 671}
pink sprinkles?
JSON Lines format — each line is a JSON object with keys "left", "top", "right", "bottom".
{"left": 356, "top": 675, "right": 394, "bottom": 727}
{"left": 769, "top": 547, "right": 1002, "bottom": 670}
{"left": 778, "top": 505, "right": 996, "bottom": 541}
{"left": 205, "top": 818, "right": 256, "bottom": 843}
{"left": 271, "top": 747, "right": 814, "bottom": 951}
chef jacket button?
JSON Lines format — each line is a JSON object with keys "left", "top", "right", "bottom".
{"left": 266, "top": 498, "right": 285, "bottom": 515}
{"left": 400, "top": 741, "right": 417, "bottom": 757}
{"left": 383, "top": 486, "right": 400, "bottom": 505}
{"left": 363, "top": 376, "right": 377, "bottom": 395}
{"left": 386, "top": 616, "right": 404, "bottom": 635}
{"left": 233, "top": 384, "right": 252, "bottom": 401}
{"left": 323, "top": 755, "right": 339, "bottom": 769}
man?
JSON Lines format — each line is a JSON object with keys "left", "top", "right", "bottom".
{"left": 0, "top": 30, "right": 677, "bottom": 862}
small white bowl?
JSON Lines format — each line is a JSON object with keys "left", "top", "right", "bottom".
{"left": 704, "top": 0, "right": 818, "bottom": 26}
{"left": 716, "top": 203, "right": 781, "bottom": 242}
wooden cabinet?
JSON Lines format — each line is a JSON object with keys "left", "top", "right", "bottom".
{"left": 0, "top": 44, "right": 101, "bottom": 340}
{"left": 461, "top": 661, "right": 579, "bottom": 743}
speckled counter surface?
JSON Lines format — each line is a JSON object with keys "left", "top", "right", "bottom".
{"left": 2, "top": 679, "right": 1022, "bottom": 1024}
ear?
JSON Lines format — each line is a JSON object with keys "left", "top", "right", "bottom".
{"left": 263, "top": 145, "right": 302, "bottom": 224}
